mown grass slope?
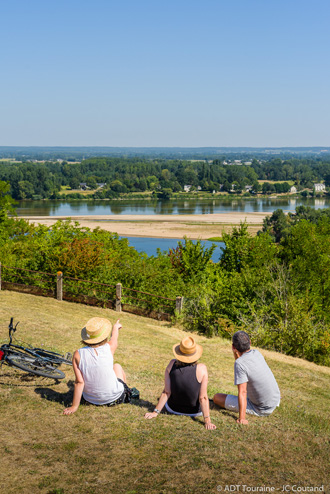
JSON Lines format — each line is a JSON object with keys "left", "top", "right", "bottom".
{"left": 0, "top": 291, "right": 329, "bottom": 494}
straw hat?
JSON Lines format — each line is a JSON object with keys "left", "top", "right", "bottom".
{"left": 172, "top": 336, "right": 203, "bottom": 363}
{"left": 81, "top": 317, "right": 112, "bottom": 344}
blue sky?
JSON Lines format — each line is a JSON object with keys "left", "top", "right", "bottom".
{"left": 1, "top": 0, "right": 329, "bottom": 147}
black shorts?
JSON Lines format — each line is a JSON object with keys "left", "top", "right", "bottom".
{"left": 107, "top": 378, "right": 131, "bottom": 406}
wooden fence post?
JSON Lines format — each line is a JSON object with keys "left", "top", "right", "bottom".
{"left": 116, "top": 283, "right": 122, "bottom": 312}
{"left": 176, "top": 296, "right": 183, "bottom": 314}
{"left": 0, "top": 262, "right": 2, "bottom": 291}
{"left": 56, "top": 271, "right": 63, "bottom": 301}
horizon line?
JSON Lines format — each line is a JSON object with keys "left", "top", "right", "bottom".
{"left": 0, "top": 145, "right": 330, "bottom": 150}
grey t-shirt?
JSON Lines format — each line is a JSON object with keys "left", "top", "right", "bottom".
{"left": 234, "top": 349, "right": 280, "bottom": 413}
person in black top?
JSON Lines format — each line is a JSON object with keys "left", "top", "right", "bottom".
{"left": 145, "top": 336, "right": 216, "bottom": 430}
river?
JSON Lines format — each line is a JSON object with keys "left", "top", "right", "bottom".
{"left": 15, "top": 197, "right": 328, "bottom": 260}
{"left": 14, "top": 196, "right": 330, "bottom": 217}
{"left": 122, "top": 236, "right": 224, "bottom": 262}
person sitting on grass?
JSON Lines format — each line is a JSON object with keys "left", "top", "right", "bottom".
{"left": 64, "top": 317, "right": 130, "bottom": 414}
{"left": 145, "top": 336, "right": 216, "bottom": 430}
{"left": 213, "top": 330, "right": 280, "bottom": 425}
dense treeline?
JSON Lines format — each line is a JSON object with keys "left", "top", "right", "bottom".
{"left": 1, "top": 146, "right": 329, "bottom": 161}
{"left": 1, "top": 156, "right": 330, "bottom": 200}
{"left": 0, "top": 179, "right": 330, "bottom": 366}
{"left": 262, "top": 205, "right": 330, "bottom": 242}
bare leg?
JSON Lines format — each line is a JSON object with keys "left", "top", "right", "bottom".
{"left": 213, "top": 393, "right": 228, "bottom": 409}
{"left": 114, "top": 363, "right": 126, "bottom": 383}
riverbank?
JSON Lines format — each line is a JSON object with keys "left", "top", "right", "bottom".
{"left": 22, "top": 211, "right": 267, "bottom": 238}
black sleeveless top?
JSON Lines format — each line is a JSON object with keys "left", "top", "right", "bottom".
{"left": 167, "top": 361, "right": 201, "bottom": 414}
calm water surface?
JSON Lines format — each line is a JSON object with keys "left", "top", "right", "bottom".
{"left": 123, "top": 237, "right": 224, "bottom": 262}
{"left": 15, "top": 197, "right": 330, "bottom": 216}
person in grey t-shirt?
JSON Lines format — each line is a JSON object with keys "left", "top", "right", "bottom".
{"left": 213, "top": 331, "right": 280, "bottom": 425}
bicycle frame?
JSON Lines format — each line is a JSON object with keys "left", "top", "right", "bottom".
{"left": 3, "top": 318, "right": 71, "bottom": 367}
{"left": 0, "top": 318, "right": 67, "bottom": 379}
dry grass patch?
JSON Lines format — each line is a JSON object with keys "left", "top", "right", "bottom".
{"left": 58, "top": 188, "right": 96, "bottom": 196}
{"left": 0, "top": 291, "right": 329, "bottom": 494}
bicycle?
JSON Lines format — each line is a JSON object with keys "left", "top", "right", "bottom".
{"left": 0, "top": 318, "right": 72, "bottom": 380}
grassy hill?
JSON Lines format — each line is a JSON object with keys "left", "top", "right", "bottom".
{"left": 0, "top": 291, "right": 329, "bottom": 494}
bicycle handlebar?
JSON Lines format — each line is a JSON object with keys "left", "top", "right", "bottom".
{"left": 8, "top": 318, "right": 19, "bottom": 344}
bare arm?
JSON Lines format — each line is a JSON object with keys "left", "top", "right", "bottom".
{"left": 109, "top": 319, "right": 122, "bottom": 355}
{"left": 63, "top": 350, "right": 84, "bottom": 415}
{"left": 198, "top": 364, "right": 216, "bottom": 430}
{"left": 237, "top": 382, "right": 248, "bottom": 425}
{"left": 145, "top": 360, "right": 174, "bottom": 419}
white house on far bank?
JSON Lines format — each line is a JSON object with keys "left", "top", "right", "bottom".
{"left": 314, "top": 183, "right": 326, "bottom": 192}
{"left": 290, "top": 186, "right": 297, "bottom": 193}
{"left": 184, "top": 185, "right": 201, "bottom": 192}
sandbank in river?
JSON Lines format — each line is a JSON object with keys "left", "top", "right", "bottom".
{"left": 22, "top": 212, "right": 267, "bottom": 239}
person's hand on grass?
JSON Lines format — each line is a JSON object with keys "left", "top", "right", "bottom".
{"left": 237, "top": 418, "right": 249, "bottom": 425}
{"left": 63, "top": 406, "right": 79, "bottom": 415}
{"left": 204, "top": 421, "right": 217, "bottom": 430}
{"left": 144, "top": 411, "right": 159, "bottom": 419}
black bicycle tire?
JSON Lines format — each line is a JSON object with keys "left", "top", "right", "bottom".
{"left": 32, "top": 348, "right": 72, "bottom": 366}
{"left": 6, "top": 354, "right": 65, "bottom": 379}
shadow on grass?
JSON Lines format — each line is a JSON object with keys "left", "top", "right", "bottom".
{"left": 219, "top": 409, "right": 239, "bottom": 421}
{"left": 35, "top": 380, "right": 74, "bottom": 406}
{"left": 0, "top": 368, "right": 63, "bottom": 387}
{"left": 209, "top": 398, "right": 238, "bottom": 421}
{"left": 35, "top": 382, "right": 155, "bottom": 410}
{"left": 189, "top": 416, "right": 207, "bottom": 428}
{"left": 130, "top": 398, "right": 155, "bottom": 411}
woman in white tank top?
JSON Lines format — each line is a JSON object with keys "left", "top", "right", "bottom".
{"left": 64, "top": 317, "right": 127, "bottom": 414}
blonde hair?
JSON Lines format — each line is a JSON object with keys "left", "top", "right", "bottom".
{"left": 81, "top": 337, "right": 109, "bottom": 348}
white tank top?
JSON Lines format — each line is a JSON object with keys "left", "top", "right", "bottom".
{"left": 78, "top": 344, "right": 124, "bottom": 405}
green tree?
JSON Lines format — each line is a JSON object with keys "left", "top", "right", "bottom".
{"left": 18, "top": 180, "right": 35, "bottom": 199}
{"left": 262, "top": 209, "right": 292, "bottom": 242}
{"left": 0, "top": 181, "right": 16, "bottom": 221}
{"left": 157, "top": 188, "right": 172, "bottom": 200}
{"left": 169, "top": 237, "right": 215, "bottom": 280}
{"left": 69, "top": 177, "right": 80, "bottom": 189}
{"left": 86, "top": 177, "right": 97, "bottom": 189}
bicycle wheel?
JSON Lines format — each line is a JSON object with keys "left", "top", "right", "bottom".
{"left": 32, "top": 348, "right": 72, "bottom": 366}
{"left": 7, "top": 354, "right": 65, "bottom": 379}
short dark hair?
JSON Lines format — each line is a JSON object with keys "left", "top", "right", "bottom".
{"left": 232, "top": 331, "right": 250, "bottom": 353}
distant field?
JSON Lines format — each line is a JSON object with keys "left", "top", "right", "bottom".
{"left": 58, "top": 187, "right": 96, "bottom": 196}
{"left": 58, "top": 189, "right": 155, "bottom": 197}
{"left": 0, "top": 291, "right": 329, "bottom": 494}
{"left": 0, "top": 158, "right": 21, "bottom": 163}
{"left": 258, "top": 180, "right": 295, "bottom": 185}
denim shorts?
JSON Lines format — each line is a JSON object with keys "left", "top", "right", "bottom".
{"left": 224, "top": 394, "right": 279, "bottom": 416}
{"left": 164, "top": 401, "right": 203, "bottom": 417}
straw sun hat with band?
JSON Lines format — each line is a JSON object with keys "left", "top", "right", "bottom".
{"left": 172, "top": 336, "right": 203, "bottom": 364}
{"left": 81, "top": 317, "right": 112, "bottom": 345}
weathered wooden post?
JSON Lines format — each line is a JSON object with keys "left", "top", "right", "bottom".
{"left": 0, "top": 262, "right": 2, "bottom": 291}
{"left": 56, "top": 271, "right": 63, "bottom": 301}
{"left": 116, "top": 283, "right": 122, "bottom": 312}
{"left": 176, "top": 296, "right": 183, "bottom": 314}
